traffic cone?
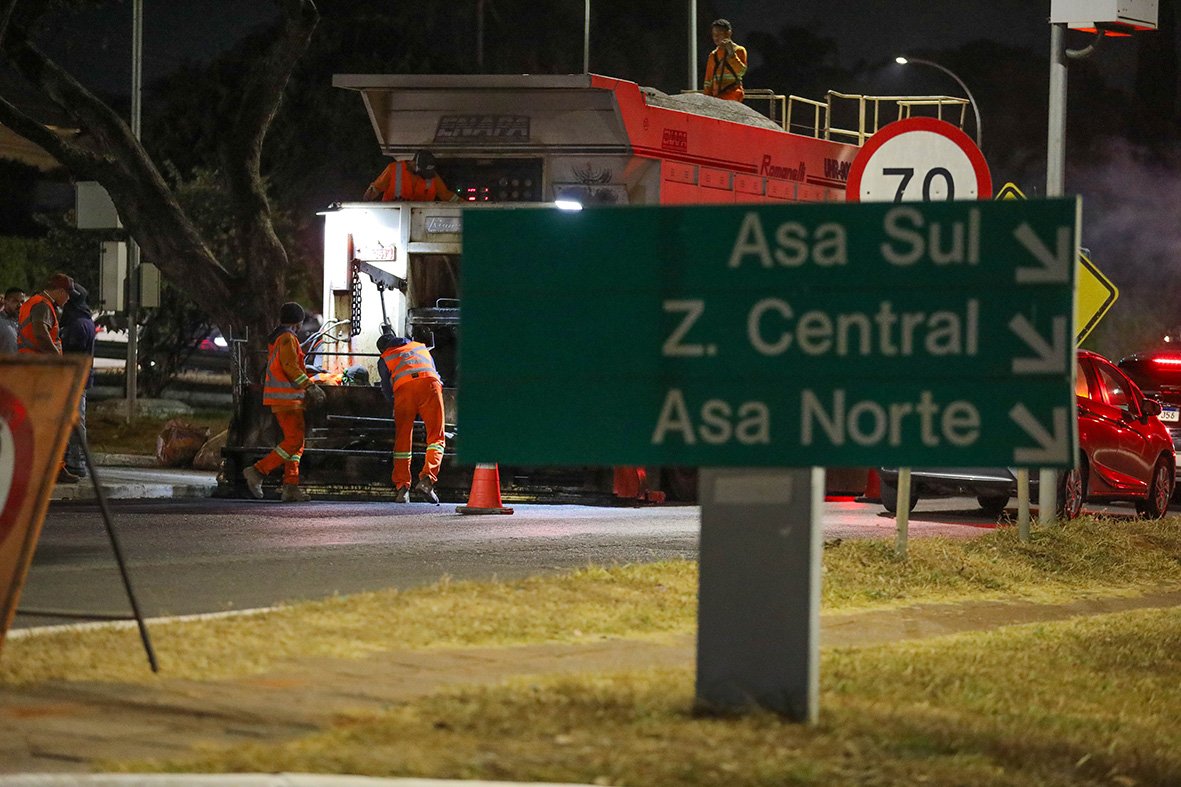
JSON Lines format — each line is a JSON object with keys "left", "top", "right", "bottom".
{"left": 857, "top": 468, "right": 882, "bottom": 503}
{"left": 457, "top": 463, "right": 514, "bottom": 515}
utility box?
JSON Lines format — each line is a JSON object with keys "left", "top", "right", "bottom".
{"left": 99, "top": 241, "right": 127, "bottom": 311}
{"left": 75, "top": 181, "right": 122, "bottom": 229}
{"left": 139, "top": 261, "right": 161, "bottom": 309}
{"left": 1051, "top": 0, "right": 1158, "bottom": 31}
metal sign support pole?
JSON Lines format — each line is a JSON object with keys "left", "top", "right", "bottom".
{"left": 1038, "top": 21, "right": 1070, "bottom": 527}
{"left": 125, "top": 0, "right": 143, "bottom": 423}
{"left": 894, "top": 468, "right": 911, "bottom": 559}
{"left": 696, "top": 466, "right": 822, "bottom": 723}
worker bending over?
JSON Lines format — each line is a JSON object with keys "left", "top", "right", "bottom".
{"left": 703, "top": 18, "right": 747, "bottom": 101}
{"left": 378, "top": 332, "right": 445, "bottom": 504}
{"left": 244, "top": 302, "right": 325, "bottom": 502}
{"left": 363, "top": 150, "right": 460, "bottom": 202}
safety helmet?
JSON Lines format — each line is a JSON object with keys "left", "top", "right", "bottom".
{"left": 413, "top": 150, "right": 438, "bottom": 175}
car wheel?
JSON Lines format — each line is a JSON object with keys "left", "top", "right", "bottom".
{"left": 880, "top": 476, "right": 918, "bottom": 515}
{"left": 976, "top": 494, "right": 1009, "bottom": 518}
{"left": 1056, "top": 461, "right": 1087, "bottom": 520}
{"left": 1135, "top": 458, "right": 1173, "bottom": 519}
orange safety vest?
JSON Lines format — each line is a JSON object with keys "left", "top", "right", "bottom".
{"left": 381, "top": 161, "right": 439, "bottom": 202}
{"left": 703, "top": 45, "right": 748, "bottom": 101}
{"left": 381, "top": 341, "right": 440, "bottom": 392}
{"left": 17, "top": 292, "right": 60, "bottom": 354}
{"left": 262, "top": 329, "right": 308, "bottom": 408}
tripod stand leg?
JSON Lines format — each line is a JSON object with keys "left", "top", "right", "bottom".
{"left": 75, "top": 423, "right": 159, "bottom": 673}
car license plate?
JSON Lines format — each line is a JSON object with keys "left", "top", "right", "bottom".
{"left": 1161, "top": 406, "right": 1179, "bottom": 423}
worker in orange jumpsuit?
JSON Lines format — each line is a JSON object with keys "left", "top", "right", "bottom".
{"left": 243, "top": 302, "right": 325, "bottom": 503}
{"left": 702, "top": 18, "right": 747, "bottom": 101}
{"left": 362, "top": 150, "right": 460, "bottom": 202}
{"left": 377, "top": 332, "right": 445, "bottom": 504}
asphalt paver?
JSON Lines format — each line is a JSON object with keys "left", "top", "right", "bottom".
{"left": 4, "top": 589, "right": 1180, "bottom": 776}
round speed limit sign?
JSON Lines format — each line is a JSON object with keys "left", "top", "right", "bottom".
{"left": 846, "top": 117, "right": 991, "bottom": 203}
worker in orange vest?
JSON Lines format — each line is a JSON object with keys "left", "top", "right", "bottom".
{"left": 18, "top": 272, "right": 81, "bottom": 484}
{"left": 17, "top": 272, "right": 73, "bottom": 355}
{"left": 702, "top": 18, "right": 747, "bottom": 101}
{"left": 243, "top": 302, "right": 326, "bottom": 503}
{"left": 362, "top": 150, "right": 460, "bottom": 202}
{"left": 377, "top": 332, "right": 445, "bottom": 504}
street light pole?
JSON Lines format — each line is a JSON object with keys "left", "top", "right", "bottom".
{"left": 688, "top": 0, "right": 697, "bottom": 91}
{"left": 895, "top": 56, "right": 982, "bottom": 150}
{"left": 583, "top": 0, "right": 590, "bottom": 73}
{"left": 126, "top": 0, "right": 142, "bottom": 422}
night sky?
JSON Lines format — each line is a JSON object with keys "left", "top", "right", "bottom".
{"left": 37, "top": 1, "right": 1146, "bottom": 94}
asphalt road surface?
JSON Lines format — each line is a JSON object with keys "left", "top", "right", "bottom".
{"left": 13, "top": 495, "right": 1146, "bottom": 630}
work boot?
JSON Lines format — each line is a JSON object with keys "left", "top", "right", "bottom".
{"left": 56, "top": 467, "right": 81, "bottom": 484}
{"left": 415, "top": 476, "right": 439, "bottom": 505}
{"left": 243, "top": 465, "right": 265, "bottom": 499}
{"left": 281, "top": 484, "right": 312, "bottom": 503}
{"left": 394, "top": 486, "right": 410, "bottom": 503}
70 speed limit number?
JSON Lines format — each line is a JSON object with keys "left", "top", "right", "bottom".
{"left": 846, "top": 117, "right": 992, "bottom": 203}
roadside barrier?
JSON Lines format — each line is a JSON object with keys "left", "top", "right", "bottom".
{"left": 457, "top": 464, "right": 514, "bottom": 515}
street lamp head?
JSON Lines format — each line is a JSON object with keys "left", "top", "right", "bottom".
{"left": 895, "top": 56, "right": 909, "bottom": 65}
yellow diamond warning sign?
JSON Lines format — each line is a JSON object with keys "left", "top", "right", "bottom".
{"left": 996, "top": 182, "right": 1118, "bottom": 342}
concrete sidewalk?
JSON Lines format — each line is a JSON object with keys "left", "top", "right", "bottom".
{"left": 3, "top": 589, "right": 1180, "bottom": 776}
{"left": 49, "top": 455, "right": 217, "bottom": 502}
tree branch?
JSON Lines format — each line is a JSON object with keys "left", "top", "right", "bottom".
{"left": 221, "top": 0, "right": 319, "bottom": 190}
{"left": 0, "top": 94, "right": 102, "bottom": 175}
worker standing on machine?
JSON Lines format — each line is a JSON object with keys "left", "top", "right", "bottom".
{"left": 702, "top": 18, "right": 747, "bottom": 101}
{"left": 362, "top": 150, "right": 460, "bottom": 202}
{"left": 243, "top": 302, "right": 326, "bottom": 502}
{"left": 377, "top": 332, "right": 445, "bottom": 505}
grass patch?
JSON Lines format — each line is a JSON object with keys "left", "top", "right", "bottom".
{"left": 87, "top": 407, "right": 230, "bottom": 455}
{"left": 3, "top": 517, "right": 1180, "bottom": 686}
{"left": 109, "top": 607, "right": 1181, "bottom": 785}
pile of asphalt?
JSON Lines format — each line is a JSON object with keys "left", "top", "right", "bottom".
{"left": 640, "top": 87, "right": 785, "bottom": 132}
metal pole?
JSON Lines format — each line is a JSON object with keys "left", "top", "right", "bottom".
{"left": 1040, "top": 22, "right": 1070, "bottom": 526}
{"left": 894, "top": 468, "right": 910, "bottom": 559}
{"left": 688, "top": 0, "right": 697, "bottom": 90}
{"left": 75, "top": 423, "right": 159, "bottom": 672}
{"left": 476, "top": 0, "right": 484, "bottom": 71}
{"left": 1047, "top": 24, "right": 1067, "bottom": 196}
{"left": 125, "top": 0, "right": 143, "bottom": 423}
{"left": 899, "top": 57, "right": 982, "bottom": 150}
{"left": 583, "top": 0, "right": 590, "bottom": 74}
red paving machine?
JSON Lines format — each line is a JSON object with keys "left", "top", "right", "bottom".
{"left": 222, "top": 74, "right": 970, "bottom": 502}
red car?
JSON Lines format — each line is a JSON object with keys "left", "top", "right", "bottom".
{"left": 880, "top": 349, "right": 1176, "bottom": 519}
{"left": 1117, "top": 347, "right": 1181, "bottom": 499}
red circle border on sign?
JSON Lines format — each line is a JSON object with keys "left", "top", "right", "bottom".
{"left": 845, "top": 116, "right": 992, "bottom": 203}
{"left": 0, "top": 386, "right": 34, "bottom": 547}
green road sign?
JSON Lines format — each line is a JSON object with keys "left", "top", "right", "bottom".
{"left": 458, "top": 199, "right": 1079, "bottom": 468}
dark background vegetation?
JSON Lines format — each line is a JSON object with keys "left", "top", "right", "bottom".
{"left": 1, "top": 0, "right": 1179, "bottom": 372}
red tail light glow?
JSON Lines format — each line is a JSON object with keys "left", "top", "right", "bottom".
{"left": 1151, "top": 357, "right": 1181, "bottom": 367}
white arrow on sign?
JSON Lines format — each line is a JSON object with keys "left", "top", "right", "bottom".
{"left": 1010, "top": 404, "right": 1070, "bottom": 464}
{"left": 1009, "top": 315, "right": 1068, "bottom": 374}
{"left": 1013, "top": 223, "right": 1072, "bottom": 284}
